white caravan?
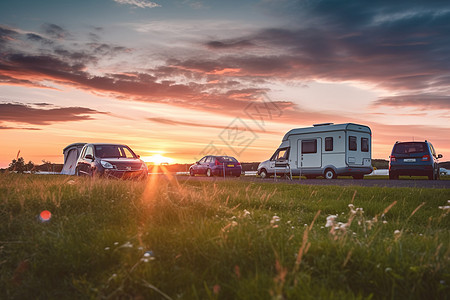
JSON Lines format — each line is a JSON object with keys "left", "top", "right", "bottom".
{"left": 257, "top": 123, "right": 373, "bottom": 179}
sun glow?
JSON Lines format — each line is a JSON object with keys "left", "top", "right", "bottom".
{"left": 141, "top": 154, "right": 174, "bottom": 165}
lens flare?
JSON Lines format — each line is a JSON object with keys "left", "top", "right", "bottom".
{"left": 39, "top": 210, "right": 52, "bottom": 222}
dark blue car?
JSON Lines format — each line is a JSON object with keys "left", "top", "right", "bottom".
{"left": 389, "top": 141, "right": 442, "bottom": 180}
{"left": 75, "top": 143, "right": 148, "bottom": 179}
{"left": 190, "top": 155, "right": 242, "bottom": 177}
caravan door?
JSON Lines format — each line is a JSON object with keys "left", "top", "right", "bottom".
{"left": 347, "top": 133, "right": 370, "bottom": 166}
{"left": 298, "top": 138, "right": 322, "bottom": 168}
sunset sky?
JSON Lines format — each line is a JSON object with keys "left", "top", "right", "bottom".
{"left": 1, "top": 0, "right": 449, "bottom": 168}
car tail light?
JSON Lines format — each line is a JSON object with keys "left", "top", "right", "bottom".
{"left": 237, "top": 162, "right": 241, "bottom": 166}
{"left": 422, "top": 155, "right": 430, "bottom": 161}
{"left": 390, "top": 155, "right": 396, "bottom": 162}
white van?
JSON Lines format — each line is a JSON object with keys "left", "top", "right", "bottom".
{"left": 257, "top": 123, "right": 373, "bottom": 179}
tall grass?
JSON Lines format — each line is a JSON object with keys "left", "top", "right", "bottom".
{"left": 0, "top": 173, "right": 449, "bottom": 299}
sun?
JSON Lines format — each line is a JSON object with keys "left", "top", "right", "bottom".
{"left": 141, "top": 154, "right": 173, "bottom": 165}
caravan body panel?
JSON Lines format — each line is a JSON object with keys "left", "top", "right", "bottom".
{"left": 257, "top": 123, "right": 373, "bottom": 179}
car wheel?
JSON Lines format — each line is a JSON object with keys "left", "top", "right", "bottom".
{"left": 389, "top": 172, "right": 398, "bottom": 180}
{"left": 259, "top": 169, "right": 268, "bottom": 179}
{"left": 352, "top": 175, "right": 364, "bottom": 180}
{"left": 324, "top": 169, "right": 336, "bottom": 180}
{"left": 428, "top": 170, "right": 436, "bottom": 180}
{"left": 206, "top": 168, "right": 212, "bottom": 177}
{"left": 75, "top": 167, "right": 81, "bottom": 176}
{"left": 189, "top": 168, "right": 195, "bottom": 176}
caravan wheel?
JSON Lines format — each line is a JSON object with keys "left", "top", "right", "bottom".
{"left": 324, "top": 169, "right": 336, "bottom": 180}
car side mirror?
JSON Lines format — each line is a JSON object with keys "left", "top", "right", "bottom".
{"left": 438, "top": 154, "right": 443, "bottom": 159}
{"left": 137, "top": 155, "right": 140, "bottom": 158}
{"left": 85, "top": 154, "right": 93, "bottom": 160}
{"left": 196, "top": 161, "right": 200, "bottom": 165}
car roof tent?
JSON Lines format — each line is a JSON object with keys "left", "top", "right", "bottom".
{"left": 61, "top": 143, "right": 87, "bottom": 175}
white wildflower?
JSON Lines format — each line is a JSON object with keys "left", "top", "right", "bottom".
{"left": 231, "top": 221, "right": 238, "bottom": 227}
{"left": 325, "top": 215, "right": 337, "bottom": 227}
{"left": 271, "top": 216, "right": 281, "bottom": 224}
{"left": 243, "top": 209, "right": 251, "bottom": 217}
{"left": 104, "top": 247, "right": 110, "bottom": 251}
{"left": 394, "top": 230, "right": 401, "bottom": 236}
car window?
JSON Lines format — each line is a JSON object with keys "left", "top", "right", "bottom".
{"left": 217, "top": 156, "right": 237, "bottom": 163}
{"left": 429, "top": 143, "right": 436, "bottom": 157}
{"left": 95, "top": 145, "right": 136, "bottom": 158}
{"left": 85, "top": 146, "right": 94, "bottom": 158}
{"left": 393, "top": 142, "right": 427, "bottom": 154}
{"left": 199, "top": 157, "right": 207, "bottom": 163}
{"left": 120, "top": 147, "right": 135, "bottom": 158}
{"left": 80, "top": 147, "right": 87, "bottom": 158}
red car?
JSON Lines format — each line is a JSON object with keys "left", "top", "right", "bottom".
{"left": 190, "top": 155, "right": 242, "bottom": 177}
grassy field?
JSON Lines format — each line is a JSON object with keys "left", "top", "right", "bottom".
{"left": 0, "top": 174, "right": 449, "bottom": 299}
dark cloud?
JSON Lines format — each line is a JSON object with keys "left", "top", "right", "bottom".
{"left": 0, "top": 125, "right": 41, "bottom": 130}
{"left": 206, "top": 39, "right": 254, "bottom": 50}
{"left": 86, "top": 43, "right": 131, "bottom": 56}
{"left": 42, "top": 23, "right": 67, "bottom": 39}
{"left": 373, "top": 94, "right": 450, "bottom": 110}
{"left": 0, "top": 103, "right": 107, "bottom": 125}
{"left": 26, "top": 33, "right": 53, "bottom": 45}
{"left": 0, "top": 26, "right": 19, "bottom": 41}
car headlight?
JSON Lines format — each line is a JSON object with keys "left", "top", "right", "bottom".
{"left": 101, "top": 160, "right": 114, "bottom": 169}
{"left": 140, "top": 162, "right": 147, "bottom": 170}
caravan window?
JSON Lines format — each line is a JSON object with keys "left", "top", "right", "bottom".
{"left": 302, "top": 139, "right": 317, "bottom": 154}
{"left": 325, "top": 137, "right": 333, "bottom": 151}
{"left": 349, "top": 136, "right": 357, "bottom": 151}
{"left": 361, "top": 138, "right": 369, "bottom": 152}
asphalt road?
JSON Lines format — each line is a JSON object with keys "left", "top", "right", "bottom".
{"left": 177, "top": 175, "right": 450, "bottom": 189}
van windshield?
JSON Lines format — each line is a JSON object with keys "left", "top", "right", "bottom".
{"left": 271, "top": 148, "right": 289, "bottom": 161}
{"left": 393, "top": 142, "right": 427, "bottom": 154}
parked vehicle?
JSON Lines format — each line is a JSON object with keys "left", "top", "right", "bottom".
{"left": 75, "top": 143, "right": 147, "bottom": 179}
{"left": 190, "top": 155, "right": 242, "bottom": 177}
{"left": 389, "top": 141, "right": 442, "bottom": 180}
{"left": 257, "top": 123, "right": 373, "bottom": 179}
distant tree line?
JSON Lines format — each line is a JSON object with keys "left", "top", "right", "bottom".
{"left": 8, "top": 157, "right": 35, "bottom": 173}
{"left": 6, "top": 157, "right": 63, "bottom": 173}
